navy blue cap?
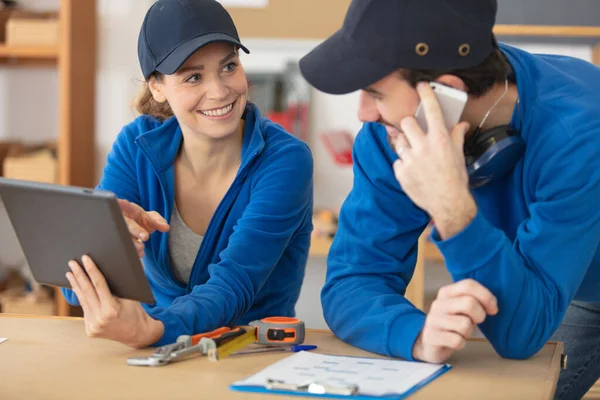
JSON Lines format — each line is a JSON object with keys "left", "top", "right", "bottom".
{"left": 299, "top": 0, "right": 497, "bottom": 95}
{"left": 138, "top": 0, "right": 250, "bottom": 80}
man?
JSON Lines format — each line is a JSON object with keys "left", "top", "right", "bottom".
{"left": 299, "top": 1, "right": 600, "bottom": 399}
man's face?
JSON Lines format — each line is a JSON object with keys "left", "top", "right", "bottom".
{"left": 358, "top": 72, "right": 420, "bottom": 143}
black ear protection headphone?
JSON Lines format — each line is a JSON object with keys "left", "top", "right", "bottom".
{"left": 463, "top": 64, "right": 525, "bottom": 188}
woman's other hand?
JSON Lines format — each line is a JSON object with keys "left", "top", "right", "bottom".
{"left": 66, "top": 255, "right": 164, "bottom": 348}
{"left": 117, "top": 199, "right": 170, "bottom": 258}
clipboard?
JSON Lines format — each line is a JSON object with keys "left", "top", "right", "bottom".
{"left": 230, "top": 351, "right": 451, "bottom": 399}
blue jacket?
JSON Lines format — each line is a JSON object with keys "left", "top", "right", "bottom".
{"left": 322, "top": 43, "right": 600, "bottom": 360}
{"left": 63, "top": 103, "right": 313, "bottom": 346}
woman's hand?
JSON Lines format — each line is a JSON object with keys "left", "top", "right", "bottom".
{"left": 118, "top": 199, "right": 170, "bottom": 258}
{"left": 66, "top": 255, "right": 164, "bottom": 348}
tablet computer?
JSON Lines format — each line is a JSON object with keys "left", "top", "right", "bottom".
{"left": 0, "top": 177, "right": 155, "bottom": 304}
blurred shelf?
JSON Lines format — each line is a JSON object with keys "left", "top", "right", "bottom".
{"left": 309, "top": 231, "right": 444, "bottom": 263}
{"left": 228, "top": 2, "right": 600, "bottom": 41}
{"left": 0, "top": 0, "right": 97, "bottom": 318}
{"left": 309, "top": 236, "right": 333, "bottom": 258}
{"left": 0, "top": 45, "right": 58, "bottom": 61}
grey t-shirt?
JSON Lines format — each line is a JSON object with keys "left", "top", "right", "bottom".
{"left": 168, "top": 204, "right": 203, "bottom": 284}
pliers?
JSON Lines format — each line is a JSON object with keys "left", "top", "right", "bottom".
{"left": 127, "top": 326, "right": 246, "bottom": 367}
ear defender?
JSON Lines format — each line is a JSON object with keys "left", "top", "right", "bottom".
{"left": 462, "top": 71, "right": 525, "bottom": 188}
{"left": 464, "top": 125, "right": 525, "bottom": 188}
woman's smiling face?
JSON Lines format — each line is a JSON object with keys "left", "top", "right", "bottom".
{"left": 149, "top": 42, "right": 248, "bottom": 139}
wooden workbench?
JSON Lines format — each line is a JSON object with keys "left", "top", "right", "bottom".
{"left": 0, "top": 315, "right": 563, "bottom": 399}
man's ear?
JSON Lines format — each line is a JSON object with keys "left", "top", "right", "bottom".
{"left": 434, "top": 74, "right": 467, "bottom": 92}
{"left": 148, "top": 76, "right": 167, "bottom": 103}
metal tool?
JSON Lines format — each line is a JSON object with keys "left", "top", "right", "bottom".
{"left": 231, "top": 344, "right": 317, "bottom": 356}
{"left": 265, "top": 378, "right": 359, "bottom": 396}
{"left": 127, "top": 326, "right": 246, "bottom": 367}
{"left": 251, "top": 317, "right": 305, "bottom": 345}
{"left": 207, "top": 329, "right": 257, "bottom": 362}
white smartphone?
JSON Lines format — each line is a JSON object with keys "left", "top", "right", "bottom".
{"left": 415, "top": 82, "right": 468, "bottom": 132}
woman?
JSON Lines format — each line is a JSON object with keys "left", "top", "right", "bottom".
{"left": 61, "top": 0, "right": 313, "bottom": 348}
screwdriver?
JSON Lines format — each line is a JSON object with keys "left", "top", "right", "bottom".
{"left": 231, "top": 344, "right": 317, "bottom": 356}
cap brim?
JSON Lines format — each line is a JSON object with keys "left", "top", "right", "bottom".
{"left": 156, "top": 33, "right": 250, "bottom": 76}
{"left": 299, "top": 30, "right": 396, "bottom": 95}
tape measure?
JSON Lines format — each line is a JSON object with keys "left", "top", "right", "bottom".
{"left": 251, "top": 317, "right": 305, "bottom": 346}
{"left": 207, "top": 317, "right": 306, "bottom": 362}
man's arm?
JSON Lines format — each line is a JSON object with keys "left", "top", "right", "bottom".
{"left": 392, "top": 84, "right": 600, "bottom": 359}
{"left": 322, "top": 123, "right": 429, "bottom": 361}
{"left": 432, "top": 122, "right": 600, "bottom": 359}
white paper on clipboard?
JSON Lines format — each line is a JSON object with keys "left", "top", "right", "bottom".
{"left": 232, "top": 351, "right": 449, "bottom": 397}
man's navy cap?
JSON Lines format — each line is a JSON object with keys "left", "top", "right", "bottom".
{"left": 299, "top": 0, "right": 498, "bottom": 95}
{"left": 138, "top": 0, "right": 250, "bottom": 80}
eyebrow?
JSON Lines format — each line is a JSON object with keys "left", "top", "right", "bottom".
{"left": 176, "top": 51, "right": 238, "bottom": 75}
{"left": 363, "top": 87, "right": 382, "bottom": 97}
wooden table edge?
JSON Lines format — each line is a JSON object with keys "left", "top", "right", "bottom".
{"left": 546, "top": 341, "right": 565, "bottom": 400}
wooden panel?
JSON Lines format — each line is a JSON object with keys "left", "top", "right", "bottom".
{"left": 405, "top": 236, "right": 425, "bottom": 310}
{"left": 422, "top": 237, "right": 444, "bottom": 263}
{"left": 55, "top": 0, "right": 96, "bottom": 317}
{"left": 55, "top": 287, "right": 70, "bottom": 317}
{"left": 494, "top": 25, "right": 600, "bottom": 38}
{"left": 593, "top": 43, "right": 600, "bottom": 66}
{"left": 227, "top": 0, "right": 350, "bottom": 39}
{"left": 58, "top": 0, "right": 96, "bottom": 189}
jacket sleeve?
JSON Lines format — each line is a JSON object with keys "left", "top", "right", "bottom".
{"left": 322, "top": 123, "right": 429, "bottom": 361}
{"left": 433, "top": 120, "right": 600, "bottom": 359}
{"left": 145, "top": 142, "right": 314, "bottom": 346}
{"left": 61, "top": 124, "right": 141, "bottom": 306}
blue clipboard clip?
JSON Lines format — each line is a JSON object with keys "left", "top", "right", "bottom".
{"left": 265, "top": 378, "right": 359, "bottom": 396}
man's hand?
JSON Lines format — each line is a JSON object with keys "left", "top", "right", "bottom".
{"left": 118, "top": 199, "right": 170, "bottom": 258}
{"left": 392, "top": 82, "right": 476, "bottom": 239}
{"left": 66, "top": 255, "right": 164, "bottom": 348}
{"left": 412, "top": 279, "right": 498, "bottom": 364}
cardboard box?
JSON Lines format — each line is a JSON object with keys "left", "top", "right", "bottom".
{"left": 5, "top": 10, "right": 59, "bottom": 46}
{"left": 3, "top": 143, "right": 57, "bottom": 184}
